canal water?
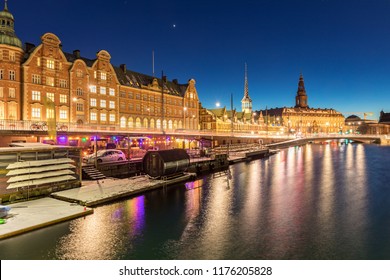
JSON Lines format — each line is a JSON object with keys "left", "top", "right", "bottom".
{"left": 1, "top": 143, "right": 390, "bottom": 260}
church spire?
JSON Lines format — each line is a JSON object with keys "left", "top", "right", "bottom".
{"left": 241, "top": 63, "right": 252, "bottom": 113}
{"left": 4, "top": 0, "right": 8, "bottom": 11}
{"left": 295, "top": 73, "right": 309, "bottom": 108}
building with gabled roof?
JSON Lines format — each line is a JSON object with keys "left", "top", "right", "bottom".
{"left": 0, "top": 0, "right": 200, "bottom": 143}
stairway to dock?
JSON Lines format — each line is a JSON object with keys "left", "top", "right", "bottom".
{"left": 82, "top": 165, "right": 106, "bottom": 180}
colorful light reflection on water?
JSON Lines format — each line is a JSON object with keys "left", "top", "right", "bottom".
{"left": 0, "top": 143, "right": 389, "bottom": 260}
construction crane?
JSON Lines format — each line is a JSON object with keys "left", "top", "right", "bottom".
{"left": 343, "top": 112, "right": 374, "bottom": 120}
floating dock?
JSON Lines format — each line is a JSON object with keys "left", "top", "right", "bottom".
{"left": 51, "top": 173, "right": 196, "bottom": 207}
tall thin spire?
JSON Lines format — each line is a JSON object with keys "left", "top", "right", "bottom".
{"left": 4, "top": 0, "right": 8, "bottom": 11}
{"left": 244, "top": 62, "right": 249, "bottom": 98}
{"left": 241, "top": 63, "right": 252, "bottom": 113}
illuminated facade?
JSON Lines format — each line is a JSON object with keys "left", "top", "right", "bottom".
{"left": 258, "top": 74, "right": 345, "bottom": 135}
{"left": 0, "top": 3, "right": 199, "bottom": 133}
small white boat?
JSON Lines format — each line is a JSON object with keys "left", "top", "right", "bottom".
{"left": 0, "top": 205, "right": 11, "bottom": 218}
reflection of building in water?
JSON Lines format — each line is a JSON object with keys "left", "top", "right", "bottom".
{"left": 257, "top": 74, "right": 345, "bottom": 135}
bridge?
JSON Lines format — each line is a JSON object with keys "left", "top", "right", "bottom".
{"left": 266, "top": 134, "right": 389, "bottom": 149}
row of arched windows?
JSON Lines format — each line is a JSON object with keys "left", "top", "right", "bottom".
{"left": 119, "top": 116, "right": 198, "bottom": 130}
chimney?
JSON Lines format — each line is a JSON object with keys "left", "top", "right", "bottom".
{"left": 172, "top": 79, "right": 178, "bottom": 84}
{"left": 120, "top": 64, "right": 126, "bottom": 73}
{"left": 73, "top": 50, "right": 80, "bottom": 58}
{"left": 25, "top": 42, "right": 35, "bottom": 53}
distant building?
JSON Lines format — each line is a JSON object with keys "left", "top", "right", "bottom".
{"left": 257, "top": 74, "right": 345, "bottom": 135}
{"left": 199, "top": 64, "right": 264, "bottom": 134}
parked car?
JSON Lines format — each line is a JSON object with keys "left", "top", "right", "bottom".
{"left": 83, "top": 149, "right": 127, "bottom": 164}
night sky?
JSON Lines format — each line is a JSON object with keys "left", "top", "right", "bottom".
{"left": 9, "top": 0, "right": 390, "bottom": 119}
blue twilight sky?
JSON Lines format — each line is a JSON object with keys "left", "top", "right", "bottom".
{"left": 8, "top": 0, "right": 390, "bottom": 119}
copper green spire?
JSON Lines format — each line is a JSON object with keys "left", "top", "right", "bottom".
{"left": 0, "top": 0, "right": 22, "bottom": 48}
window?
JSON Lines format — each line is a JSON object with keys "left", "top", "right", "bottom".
{"left": 46, "top": 92, "right": 54, "bottom": 102}
{"left": 0, "top": 50, "right": 2, "bottom": 60}
{"left": 46, "top": 76, "right": 54, "bottom": 86}
{"left": 109, "top": 101, "right": 115, "bottom": 109}
{"left": 46, "top": 108, "right": 55, "bottom": 119}
{"left": 32, "top": 91, "right": 41, "bottom": 101}
{"left": 0, "top": 69, "right": 3, "bottom": 79}
{"left": 100, "top": 100, "right": 106, "bottom": 108}
{"left": 136, "top": 93, "right": 140, "bottom": 100}
{"left": 9, "top": 51, "right": 15, "bottom": 61}
{"left": 9, "top": 70, "right": 15, "bottom": 80}
{"left": 128, "top": 92, "right": 133, "bottom": 99}
{"left": 76, "top": 69, "right": 83, "bottom": 78}
{"left": 90, "top": 98, "right": 97, "bottom": 107}
{"left": 8, "top": 88, "right": 16, "bottom": 98}
{"left": 0, "top": 87, "right": 3, "bottom": 98}
{"left": 109, "top": 114, "right": 115, "bottom": 122}
{"left": 128, "top": 103, "right": 133, "bottom": 110}
{"left": 32, "top": 108, "right": 41, "bottom": 118}
{"left": 59, "top": 109, "right": 67, "bottom": 119}
{"left": 76, "top": 103, "right": 84, "bottom": 112}
{"left": 47, "top": 59, "right": 55, "bottom": 69}
{"left": 120, "top": 102, "right": 125, "bottom": 110}
{"left": 136, "top": 104, "right": 141, "bottom": 111}
{"left": 94, "top": 71, "right": 97, "bottom": 79}
{"left": 120, "top": 117, "right": 126, "bottom": 128}
{"left": 90, "top": 112, "right": 97, "bottom": 121}
{"left": 90, "top": 85, "right": 96, "bottom": 93}
{"left": 120, "top": 91, "right": 126, "bottom": 97}
{"left": 109, "top": 88, "right": 115, "bottom": 96}
{"left": 37, "top": 57, "right": 41, "bottom": 66}
{"left": 76, "top": 88, "right": 83, "bottom": 96}
{"left": 100, "top": 87, "right": 106, "bottom": 95}
{"left": 59, "top": 79, "right": 67, "bottom": 88}
{"left": 32, "top": 74, "right": 41, "bottom": 84}
{"left": 60, "top": 94, "right": 67, "bottom": 103}
{"left": 100, "top": 72, "right": 106, "bottom": 80}
{"left": 100, "top": 113, "right": 107, "bottom": 121}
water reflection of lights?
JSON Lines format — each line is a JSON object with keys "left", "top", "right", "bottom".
{"left": 56, "top": 196, "right": 146, "bottom": 260}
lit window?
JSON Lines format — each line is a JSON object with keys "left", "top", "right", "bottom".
{"left": 60, "top": 94, "right": 67, "bottom": 103}
{"left": 100, "top": 72, "right": 106, "bottom": 80}
{"left": 0, "top": 87, "right": 3, "bottom": 98}
{"left": 109, "top": 88, "right": 115, "bottom": 96}
{"left": 120, "top": 117, "right": 126, "bottom": 127}
{"left": 47, "top": 59, "right": 55, "bottom": 69}
{"left": 90, "top": 112, "right": 97, "bottom": 121}
{"left": 76, "top": 70, "right": 83, "bottom": 78}
{"left": 90, "top": 85, "right": 96, "bottom": 93}
{"left": 109, "top": 114, "right": 115, "bottom": 122}
{"left": 32, "top": 108, "right": 41, "bottom": 118}
{"left": 100, "top": 100, "right": 106, "bottom": 108}
{"left": 8, "top": 88, "right": 16, "bottom": 98}
{"left": 59, "top": 109, "right": 67, "bottom": 119}
{"left": 46, "top": 92, "right": 54, "bottom": 102}
{"left": 94, "top": 71, "right": 97, "bottom": 79}
{"left": 32, "top": 91, "right": 41, "bottom": 101}
{"left": 9, "top": 70, "right": 15, "bottom": 80}
{"left": 109, "top": 101, "right": 115, "bottom": 109}
{"left": 46, "top": 108, "right": 55, "bottom": 119}
{"left": 46, "top": 76, "right": 54, "bottom": 86}
{"left": 32, "top": 74, "right": 41, "bottom": 84}
{"left": 9, "top": 51, "right": 15, "bottom": 61}
{"left": 100, "top": 87, "right": 106, "bottom": 95}
{"left": 100, "top": 113, "right": 107, "bottom": 121}
{"left": 37, "top": 57, "right": 41, "bottom": 66}
{"left": 90, "top": 98, "right": 97, "bottom": 107}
